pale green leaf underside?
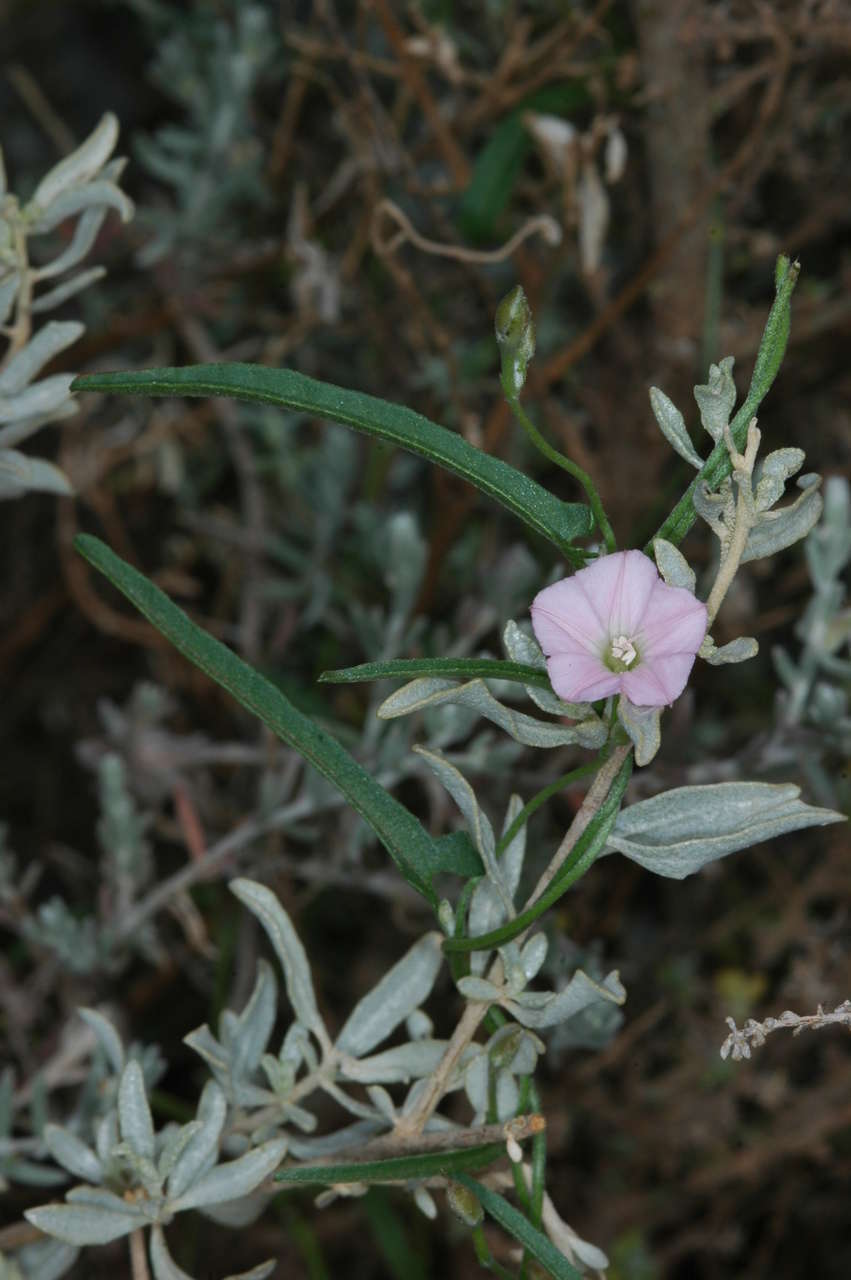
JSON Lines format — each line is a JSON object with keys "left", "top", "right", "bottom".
{"left": 71, "top": 364, "right": 594, "bottom": 556}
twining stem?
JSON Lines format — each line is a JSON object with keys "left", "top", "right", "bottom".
{"left": 396, "top": 744, "right": 632, "bottom": 1138}
{"left": 506, "top": 387, "right": 618, "bottom": 554}
{"left": 523, "top": 744, "right": 632, "bottom": 911}
{"left": 703, "top": 418, "right": 761, "bottom": 627}
{"left": 495, "top": 758, "right": 601, "bottom": 859}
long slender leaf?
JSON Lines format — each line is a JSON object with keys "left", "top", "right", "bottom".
{"left": 274, "top": 1142, "right": 509, "bottom": 1186}
{"left": 74, "top": 534, "right": 465, "bottom": 904}
{"left": 70, "top": 365, "right": 592, "bottom": 558}
{"left": 649, "top": 255, "right": 799, "bottom": 550}
{"left": 443, "top": 753, "right": 633, "bottom": 953}
{"left": 453, "top": 1175, "right": 583, "bottom": 1280}
{"left": 319, "top": 658, "right": 552, "bottom": 689}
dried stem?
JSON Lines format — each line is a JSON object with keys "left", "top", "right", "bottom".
{"left": 704, "top": 418, "right": 761, "bottom": 627}
{"left": 129, "top": 1228, "right": 152, "bottom": 1280}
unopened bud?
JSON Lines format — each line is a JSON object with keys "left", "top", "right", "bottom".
{"left": 446, "top": 1179, "right": 484, "bottom": 1227}
{"left": 495, "top": 285, "right": 535, "bottom": 396}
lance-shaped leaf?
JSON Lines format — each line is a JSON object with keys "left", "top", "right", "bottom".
{"left": 413, "top": 747, "right": 498, "bottom": 882}
{"left": 167, "top": 1083, "right": 227, "bottom": 1200}
{"left": 380, "top": 678, "right": 606, "bottom": 750}
{"left": 653, "top": 538, "right": 696, "bottom": 592}
{"left": 42, "top": 1124, "right": 103, "bottom": 1184}
{"left": 168, "top": 1138, "right": 288, "bottom": 1212}
{"left": 71, "top": 364, "right": 593, "bottom": 558}
{"left": 74, "top": 534, "right": 457, "bottom": 903}
{"left": 25, "top": 1194, "right": 147, "bottom": 1245}
{"left": 605, "top": 781, "right": 844, "bottom": 879}
{"left": 0, "top": 322, "right": 84, "bottom": 395}
{"left": 118, "top": 1060, "right": 155, "bottom": 1161}
{"left": 230, "top": 880, "right": 323, "bottom": 1038}
{"left": 617, "top": 699, "right": 661, "bottom": 767}
{"left": 741, "top": 475, "right": 823, "bottom": 562}
{"left": 336, "top": 933, "right": 443, "bottom": 1058}
{"left": 30, "top": 180, "right": 134, "bottom": 234}
{"left": 274, "top": 1142, "right": 510, "bottom": 1187}
{"left": 700, "top": 635, "right": 759, "bottom": 665}
{"left": 0, "top": 374, "right": 75, "bottom": 424}
{"left": 319, "top": 656, "right": 551, "bottom": 689}
{"left": 649, "top": 386, "right": 704, "bottom": 468}
{"left": 32, "top": 113, "right": 119, "bottom": 209}
{"left": 453, "top": 1175, "right": 584, "bottom": 1280}
{"left": 339, "top": 1039, "right": 451, "bottom": 1084}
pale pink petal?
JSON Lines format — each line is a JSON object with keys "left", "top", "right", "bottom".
{"left": 639, "top": 582, "right": 707, "bottom": 655}
{"left": 572, "top": 549, "right": 658, "bottom": 635}
{"left": 547, "top": 652, "right": 621, "bottom": 703}
{"left": 621, "top": 652, "right": 698, "bottom": 706}
{"left": 531, "top": 580, "right": 605, "bottom": 656}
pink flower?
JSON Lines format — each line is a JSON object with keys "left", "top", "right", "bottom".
{"left": 530, "top": 550, "right": 707, "bottom": 708}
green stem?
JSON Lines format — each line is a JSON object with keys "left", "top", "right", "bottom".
{"left": 495, "top": 758, "right": 602, "bottom": 860}
{"left": 504, "top": 380, "right": 617, "bottom": 553}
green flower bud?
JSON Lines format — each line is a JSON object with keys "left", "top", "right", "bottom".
{"left": 495, "top": 285, "right": 535, "bottom": 396}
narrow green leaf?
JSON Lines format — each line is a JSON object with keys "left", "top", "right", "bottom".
{"left": 443, "top": 753, "right": 633, "bottom": 953}
{"left": 453, "top": 1175, "right": 583, "bottom": 1280}
{"left": 71, "top": 364, "right": 592, "bottom": 558}
{"left": 74, "top": 534, "right": 454, "bottom": 904}
{"left": 274, "top": 1142, "right": 508, "bottom": 1186}
{"left": 319, "top": 658, "right": 552, "bottom": 689}
{"left": 649, "top": 255, "right": 799, "bottom": 551}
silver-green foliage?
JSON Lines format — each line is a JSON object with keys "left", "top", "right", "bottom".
{"left": 0, "top": 114, "right": 132, "bottom": 498}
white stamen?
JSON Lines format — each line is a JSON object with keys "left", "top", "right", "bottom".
{"left": 611, "top": 634, "right": 637, "bottom": 666}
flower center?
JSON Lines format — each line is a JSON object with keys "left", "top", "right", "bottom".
{"left": 606, "top": 633, "right": 639, "bottom": 673}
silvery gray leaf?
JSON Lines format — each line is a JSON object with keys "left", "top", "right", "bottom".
{"left": 495, "top": 1069, "right": 519, "bottom": 1121}
{"left": 617, "top": 699, "right": 662, "bottom": 767}
{"left": 148, "top": 1225, "right": 194, "bottom": 1280}
{"left": 25, "top": 1199, "right": 145, "bottom": 1245}
{"left": 520, "top": 933, "right": 548, "bottom": 982}
{"left": 753, "top": 447, "right": 806, "bottom": 512}
{"left": 183, "top": 1025, "right": 228, "bottom": 1081}
{"left": 32, "top": 114, "right": 119, "bottom": 210}
{"left": 229, "top": 960, "right": 277, "bottom": 1084}
{"left": 468, "top": 879, "right": 506, "bottom": 975}
{"left": 694, "top": 477, "right": 733, "bottom": 543}
{"left": 340, "top": 1039, "right": 449, "bottom": 1084}
{"left": 165, "top": 1080, "right": 225, "bottom": 1198}
{"left": 807, "top": 475, "right": 851, "bottom": 585}
{"left": 500, "top": 793, "right": 526, "bottom": 902}
{"left": 0, "top": 323, "right": 84, "bottom": 395}
{"left": 118, "top": 1060, "right": 155, "bottom": 1160}
{"left": 503, "top": 620, "right": 593, "bottom": 717}
{"left": 336, "top": 932, "right": 443, "bottom": 1057}
{"left": 14, "top": 1238, "right": 79, "bottom": 1280}
{"left": 412, "top": 747, "right": 497, "bottom": 872}
{"left": 223, "top": 1261, "right": 276, "bottom": 1279}
{"left": 503, "top": 969, "right": 625, "bottom": 1029}
{"left": 229, "top": 879, "right": 323, "bottom": 1038}
{"left": 385, "top": 678, "right": 605, "bottom": 749}
{"left": 168, "top": 1138, "right": 287, "bottom": 1212}
{"left": 197, "top": 1189, "right": 270, "bottom": 1228}
{"left": 0, "top": 270, "right": 20, "bottom": 326}
{"left": 653, "top": 538, "right": 696, "bottom": 592}
{"left": 742, "top": 477, "right": 823, "bottom": 562}
{"left": 42, "top": 1123, "right": 103, "bottom": 1183}
{"left": 366, "top": 1085, "right": 396, "bottom": 1121}
{"left": 649, "top": 386, "right": 704, "bottom": 468}
{"left": 605, "top": 781, "right": 844, "bottom": 879}
{"left": 0, "top": 397, "right": 78, "bottom": 450}
{"left": 94, "top": 1111, "right": 118, "bottom": 1166}
{"left": 78, "top": 1008, "right": 124, "bottom": 1075}
{"left": 157, "top": 1121, "right": 203, "bottom": 1184}
{"left": 31, "top": 266, "right": 107, "bottom": 314}
{"left": 0, "top": 374, "right": 75, "bottom": 424}
{"left": 700, "top": 635, "right": 759, "bottom": 665}
{"left": 33, "top": 205, "right": 107, "bottom": 281}
{"left": 693, "top": 356, "right": 736, "bottom": 442}
{"left": 463, "top": 1053, "right": 488, "bottom": 1120}
{"left": 456, "top": 975, "right": 505, "bottom": 1002}
{"left": 30, "top": 180, "right": 134, "bottom": 235}
{"left": 406, "top": 1008, "right": 433, "bottom": 1040}
{"left": 0, "top": 452, "right": 73, "bottom": 499}
{"left": 284, "top": 1119, "right": 383, "bottom": 1160}
{"left": 112, "top": 1142, "right": 161, "bottom": 1199}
